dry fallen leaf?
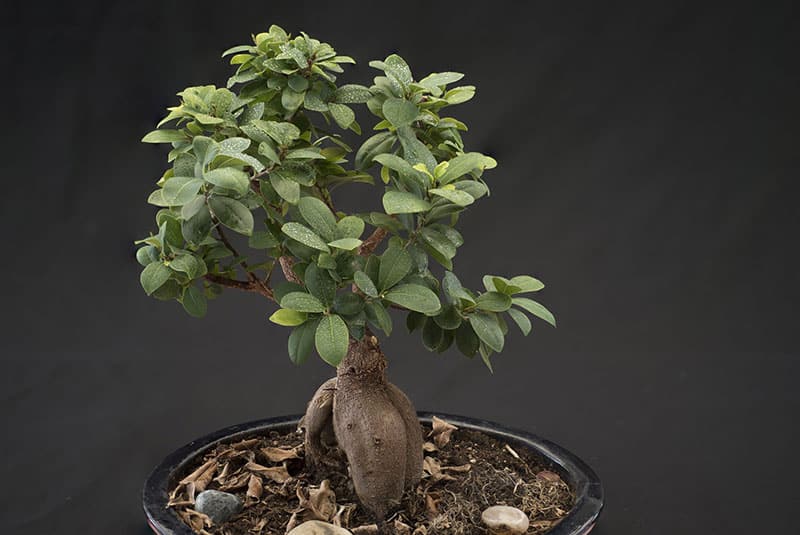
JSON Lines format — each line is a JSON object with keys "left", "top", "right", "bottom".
{"left": 261, "top": 446, "right": 300, "bottom": 462}
{"left": 351, "top": 525, "right": 378, "bottom": 534}
{"left": 179, "top": 508, "right": 212, "bottom": 531}
{"left": 247, "top": 474, "right": 263, "bottom": 500}
{"left": 394, "top": 519, "right": 412, "bottom": 535}
{"left": 422, "top": 441, "right": 438, "bottom": 453}
{"left": 428, "top": 416, "right": 458, "bottom": 448}
{"left": 287, "top": 479, "right": 338, "bottom": 531}
{"left": 245, "top": 461, "right": 290, "bottom": 483}
{"left": 425, "top": 492, "right": 440, "bottom": 519}
{"left": 333, "top": 503, "right": 357, "bottom": 527}
{"left": 231, "top": 438, "right": 260, "bottom": 450}
{"left": 536, "top": 470, "right": 562, "bottom": 483}
{"left": 217, "top": 471, "right": 252, "bottom": 492}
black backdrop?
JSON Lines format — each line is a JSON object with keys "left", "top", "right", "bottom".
{"left": 2, "top": 1, "right": 798, "bottom": 534}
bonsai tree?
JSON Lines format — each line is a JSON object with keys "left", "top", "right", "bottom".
{"left": 136, "top": 25, "right": 555, "bottom": 527}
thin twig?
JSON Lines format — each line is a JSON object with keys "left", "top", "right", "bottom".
{"left": 204, "top": 274, "right": 274, "bottom": 301}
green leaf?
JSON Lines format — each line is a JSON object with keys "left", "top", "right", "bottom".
{"left": 218, "top": 137, "right": 251, "bottom": 153}
{"left": 280, "top": 292, "right": 327, "bottom": 313}
{"left": 142, "top": 129, "right": 187, "bottom": 143}
{"left": 422, "top": 318, "right": 444, "bottom": 351}
{"left": 444, "top": 85, "right": 476, "bottom": 105}
{"left": 455, "top": 180, "right": 489, "bottom": 199}
{"left": 418, "top": 72, "right": 464, "bottom": 94}
{"left": 382, "top": 98, "right": 418, "bottom": 127}
{"left": 433, "top": 305, "right": 462, "bottom": 330}
{"left": 305, "top": 264, "right": 336, "bottom": 305}
{"left": 269, "top": 308, "right": 308, "bottom": 326}
{"left": 288, "top": 319, "right": 318, "bottom": 365}
{"left": 317, "top": 252, "right": 337, "bottom": 269}
{"left": 147, "top": 189, "right": 171, "bottom": 207}
{"left": 406, "top": 311, "right": 426, "bottom": 332}
{"left": 355, "top": 131, "right": 396, "bottom": 170}
{"left": 272, "top": 161, "right": 315, "bottom": 186}
{"left": 373, "top": 154, "right": 427, "bottom": 188}
{"left": 315, "top": 314, "right": 349, "bottom": 366}
{"left": 281, "top": 222, "right": 330, "bottom": 252}
{"left": 243, "top": 120, "right": 300, "bottom": 146}
{"left": 382, "top": 191, "right": 431, "bottom": 214}
{"left": 328, "top": 238, "right": 362, "bottom": 250}
{"left": 438, "top": 152, "right": 494, "bottom": 185}
{"left": 455, "top": 323, "right": 479, "bottom": 357}
{"left": 286, "top": 148, "right": 325, "bottom": 160}
{"left": 270, "top": 173, "right": 301, "bottom": 204}
{"left": 442, "top": 271, "right": 474, "bottom": 304}
{"left": 469, "top": 312, "right": 504, "bottom": 352}
{"left": 182, "top": 205, "right": 212, "bottom": 244}
{"left": 379, "top": 245, "right": 412, "bottom": 291}
{"left": 169, "top": 254, "right": 207, "bottom": 279}
{"left": 287, "top": 74, "right": 309, "bottom": 92}
{"left": 508, "top": 275, "right": 545, "bottom": 293}
{"left": 274, "top": 282, "right": 305, "bottom": 302}
{"left": 334, "top": 293, "right": 364, "bottom": 316}
{"left": 329, "top": 103, "right": 355, "bottom": 129}
{"left": 512, "top": 298, "right": 556, "bottom": 327}
{"left": 475, "top": 292, "right": 513, "bottom": 312}
{"left": 281, "top": 87, "right": 305, "bottom": 112}
{"left": 298, "top": 197, "right": 337, "bottom": 241}
{"left": 419, "top": 227, "right": 456, "bottom": 260}
{"left": 383, "top": 284, "right": 441, "bottom": 314}
{"left": 365, "top": 301, "right": 392, "bottom": 335}
{"left": 428, "top": 187, "right": 474, "bottom": 207}
{"left": 140, "top": 262, "right": 171, "bottom": 296}
{"left": 397, "top": 126, "right": 436, "bottom": 172}
{"left": 384, "top": 54, "right": 413, "bottom": 86}
{"left": 163, "top": 177, "right": 203, "bottom": 206}
{"left": 209, "top": 196, "right": 254, "bottom": 236}
{"left": 204, "top": 167, "right": 250, "bottom": 196}
{"left": 181, "top": 285, "right": 207, "bottom": 318}
{"left": 507, "top": 308, "right": 532, "bottom": 335}
{"left": 258, "top": 141, "right": 281, "bottom": 164}
{"left": 334, "top": 84, "right": 372, "bottom": 104}
{"left": 353, "top": 270, "right": 378, "bottom": 297}
{"left": 192, "top": 136, "right": 219, "bottom": 165}
{"left": 303, "top": 91, "right": 329, "bottom": 112}
{"left": 337, "top": 216, "right": 365, "bottom": 239}
{"left": 136, "top": 245, "right": 159, "bottom": 267}
{"left": 248, "top": 229, "right": 279, "bottom": 249}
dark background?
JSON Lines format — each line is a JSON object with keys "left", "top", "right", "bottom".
{"left": 2, "top": 1, "right": 798, "bottom": 533}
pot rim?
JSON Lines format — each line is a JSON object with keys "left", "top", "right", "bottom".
{"left": 143, "top": 412, "right": 603, "bottom": 535}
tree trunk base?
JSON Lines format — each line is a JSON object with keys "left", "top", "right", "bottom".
{"left": 300, "top": 335, "right": 423, "bottom": 523}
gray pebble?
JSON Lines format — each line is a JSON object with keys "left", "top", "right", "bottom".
{"left": 194, "top": 489, "right": 242, "bottom": 525}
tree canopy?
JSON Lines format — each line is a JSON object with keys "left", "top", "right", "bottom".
{"left": 136, "top": 25, "right": 555, "bottom": 371}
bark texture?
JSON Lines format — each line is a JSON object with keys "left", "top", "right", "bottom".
{"left": 301, "top": 335, "right": 423, "bottom": 523}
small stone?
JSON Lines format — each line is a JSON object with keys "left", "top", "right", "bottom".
{"left": 287, "top": 520, "right": 353, "bottom": 535}
{"left": 481, "top": 505, "right": 530, "bottom": 535}
{"left": 194, "top": 490, "right": 242, "bottom": 525}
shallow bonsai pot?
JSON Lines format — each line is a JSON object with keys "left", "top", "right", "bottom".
{"left": 143, "top": 413, "right": 603, "bottom": 534}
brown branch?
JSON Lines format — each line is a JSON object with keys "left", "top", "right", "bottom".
{"left": 204, "top": 274, "right": 275, "bottom": 301}
{"left": 279, "top": 255, "right": 302, "bottom": 284}
{"left": 358, "top": 227, "right": 389, "bottom": 256}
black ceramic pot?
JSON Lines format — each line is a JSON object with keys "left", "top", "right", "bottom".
{"left": 143, "top": 413, "right": 603, "bottom": 535}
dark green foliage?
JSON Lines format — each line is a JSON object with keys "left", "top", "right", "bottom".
{"left": 137, "top": 25, "right": 555, "bottom": 371}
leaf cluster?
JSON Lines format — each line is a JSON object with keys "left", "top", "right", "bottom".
{"left": 136, "top": 26, "right": 555, "bottom": 371}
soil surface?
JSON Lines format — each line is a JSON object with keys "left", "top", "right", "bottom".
{"left": 168, "top": 418, "right": 574, "bottom": 534}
